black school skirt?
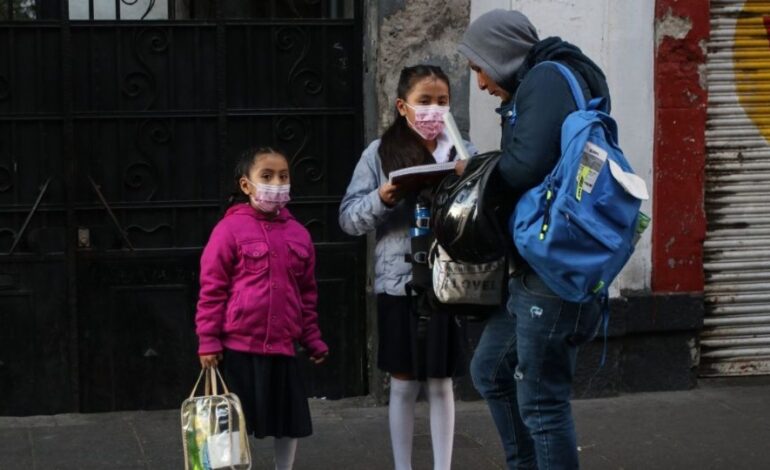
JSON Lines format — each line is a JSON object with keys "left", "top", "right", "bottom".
{"left": 221, "top": 349, "right": 312, "bottom": 439}
{"left": 377, "top": 294, "right": 466, "bottom": 380}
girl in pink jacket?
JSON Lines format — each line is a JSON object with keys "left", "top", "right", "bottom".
{"left": 195, "top": 147, "right": 328, "bottom": 470}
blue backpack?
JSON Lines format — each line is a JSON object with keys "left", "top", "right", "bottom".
{"left": 511, "top": 61, "right": 649, "bottom": 304}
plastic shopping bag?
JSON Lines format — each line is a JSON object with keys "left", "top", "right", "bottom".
{"left": 181, "top": 367, "right": 251, "bottom": 470}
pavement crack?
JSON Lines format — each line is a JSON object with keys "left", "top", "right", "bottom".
{"left": 127, "top": 418, "right": 150, "bottom": 470}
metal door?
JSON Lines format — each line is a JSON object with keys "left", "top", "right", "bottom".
{"left": 0, "top": 0, "right": 366, "bottom": 414}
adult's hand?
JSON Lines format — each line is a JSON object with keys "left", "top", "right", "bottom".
{"left": 378, "top": 181, "right": 404, "bottom": 207}
{"left": 455, "top": 159, "right": 468, "bottom": 176}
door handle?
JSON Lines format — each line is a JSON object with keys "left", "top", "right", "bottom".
{"left": 88, "top": 176, "right": 135, "bottom": 251}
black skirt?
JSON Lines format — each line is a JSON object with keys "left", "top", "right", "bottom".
{"left": 221, "top": 349, "right": 312, "bottom": 439}
{"left": 377, "top": 293, "right": 467, "bottom": 380}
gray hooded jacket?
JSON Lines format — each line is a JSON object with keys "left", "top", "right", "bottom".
{"left": 339, "top": 138, "right": 477, "bottom": 296}
{"left": 458, "top": 9, "right": 610, "bottom": 196}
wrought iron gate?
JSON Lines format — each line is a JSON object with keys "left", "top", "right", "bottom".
{"left": 0, "top": 0, "right": 366, "bottom": 415}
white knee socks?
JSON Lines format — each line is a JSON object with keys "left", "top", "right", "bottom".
{"left": 274, "top": 437, "right": 298, "bottom": 470}
{"left": 389, "top": 377, "right": 455, "bottom": 470}
{"left": 389, "top": 377, "right": 421, "bottom": 470}
{"left": 427, "top": 378, "right": 455, "bottom": 470}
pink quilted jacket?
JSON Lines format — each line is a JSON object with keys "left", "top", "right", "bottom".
{"left": 195, "top": 203, "right": 327, "bottom": 358}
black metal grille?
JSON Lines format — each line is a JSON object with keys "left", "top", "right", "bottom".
{"left": 0, "top": 0, "right": 366, "bottom": 414}
{"left": 0, "top": 0, "right": 354, "bottom": 21}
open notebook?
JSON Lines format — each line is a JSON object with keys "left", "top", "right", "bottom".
{"left": 388, "top": 161, "right": 457, "bottom": 186}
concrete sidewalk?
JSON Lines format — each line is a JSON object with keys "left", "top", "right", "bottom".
{"left": 1, "top": 378, "right": 768, "bottom": 469}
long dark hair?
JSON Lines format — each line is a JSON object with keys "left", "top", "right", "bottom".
{"left": 379, "top": 65, "right": 451, "bottom": 177}
{"left": 227, "top": 146, "right": 288, "bottom": 207}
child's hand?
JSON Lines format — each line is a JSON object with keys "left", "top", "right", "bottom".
{"left": 309, "top": 352, "right": 328, "bottom": 365}
{"left": 378, "top": 182, "right": 404, "bottom": 207}
{"left": 199, "top": 354, "right": 222, "bottom": 369}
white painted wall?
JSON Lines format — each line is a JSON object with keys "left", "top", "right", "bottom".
{"left": 468, "top": 0, "right": 655, "bottom": 293}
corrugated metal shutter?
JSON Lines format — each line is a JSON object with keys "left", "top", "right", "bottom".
{"left": 703, "top": 0, "right": 770, "bottom": 376}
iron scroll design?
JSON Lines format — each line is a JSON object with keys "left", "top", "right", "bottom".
{"left": 293, "top": 155, "right": 324, "bottom": 183}
{"left": 126, "top": 223, "right": 173, "bottom": 248}
{"left": 122, "top": 119, "right": 169, "bottom": 201}
{"left": 121, "top": 0, "right": 158, "bottom": 20}
{"left": 276, "top": 26, "right": 324, "bottom": 106}
{"left": 274, "top": 116, "right": 325, "bottom": 194}
{"left": 275, "top": 116, "right": 310, "bottom": 157}
{"left": 122, "top": 28, "right": 169, "bottom": 110}
{"left": 123, "top": 161, "right": 159, "bottom": 201}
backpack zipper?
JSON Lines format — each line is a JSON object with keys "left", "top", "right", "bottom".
{"left": 539, "top": 179, "right": 555, "bottom": 240}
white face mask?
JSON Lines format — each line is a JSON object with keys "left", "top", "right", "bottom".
{"left": 247, "top": 180, "right": 291, "bottom": 213}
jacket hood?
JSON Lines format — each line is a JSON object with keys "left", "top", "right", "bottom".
{"left": 224, "top": 202, "right": 294, "bottom": 222}
{"left": 458, "top": 9, "right": 539, "bottom": 93}
{"left": 515, "top": 37, "right": 611, "bottom": 109}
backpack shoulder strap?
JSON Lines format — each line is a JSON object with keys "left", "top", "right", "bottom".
{"left": 536, "top": 61, "right": 617, "bottom": 142}
{"left": 536, "top": 61, "right": 587, "bottom": 110}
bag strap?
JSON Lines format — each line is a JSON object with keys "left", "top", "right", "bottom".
{"left": 209, "top": 367, "right": 218, "bottom": 396}
{"left": 188, "top": 369, "right": 207, "bottom": 399}
{"left": 213, "top": 366, "right": 231, "bottom": 395}
{"left": 599, "top": 293, "right": 610, "bottom": 367}
{"left": 207, "top": 366, "right": 231, "bottom": 396}
{"left": 428, "top": 240, "right": 438, "bottom": 268}
{"left": 533, "top": 61, "right": 623, "bottom": 174}
{"left": 188, "top": 366, "right": 231, "bottom": 399}
{"left": 540, "top": 62, "right": 618, "bottom": 140}
{"left": 537, "top": 61, "right": 587, "bottom": 110}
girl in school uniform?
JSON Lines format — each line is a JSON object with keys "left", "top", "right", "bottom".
{"left": 339, "top": 65, "right": 477, "bottom": 470}
{"left": 196, "top": 147, "right": 328, "bottom": 470}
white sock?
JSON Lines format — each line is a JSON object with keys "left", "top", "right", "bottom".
{"left": 389, "top": 377, "right": 421, "bottom": 470}
{"left": 427, "top": 378, "right": 455, "bottom": 470}
{"left": 274, "top": 437, "right": 298, "bottom": 470}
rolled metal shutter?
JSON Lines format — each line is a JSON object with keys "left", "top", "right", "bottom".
{"left": 703, "top": 0, "right": 770, "bottom": 376}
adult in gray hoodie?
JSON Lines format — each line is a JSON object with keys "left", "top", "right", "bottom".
{"left": 457, "top": 10, "right": 607, "bottom": 470}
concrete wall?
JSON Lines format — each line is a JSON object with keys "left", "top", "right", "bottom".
{"left": 375, "top": 0, "right": 472, "bottom": 136}
{"left": 468, "top": 0, "right": 656, "bottom": 294}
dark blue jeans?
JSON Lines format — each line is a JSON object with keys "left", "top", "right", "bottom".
{"left": 470, "top": 271, "right": 602, "bottom": 470}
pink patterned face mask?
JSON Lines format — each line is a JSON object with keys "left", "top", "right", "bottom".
{"left": 405, "top": 104, "right": 449, "bottom": 141}
{"left": 248, "top": 181, "right": 291, "bottom": 213}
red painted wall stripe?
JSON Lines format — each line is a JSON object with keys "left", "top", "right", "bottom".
{"left": 652, "top": 0, "right": 710, "bottom": 292}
